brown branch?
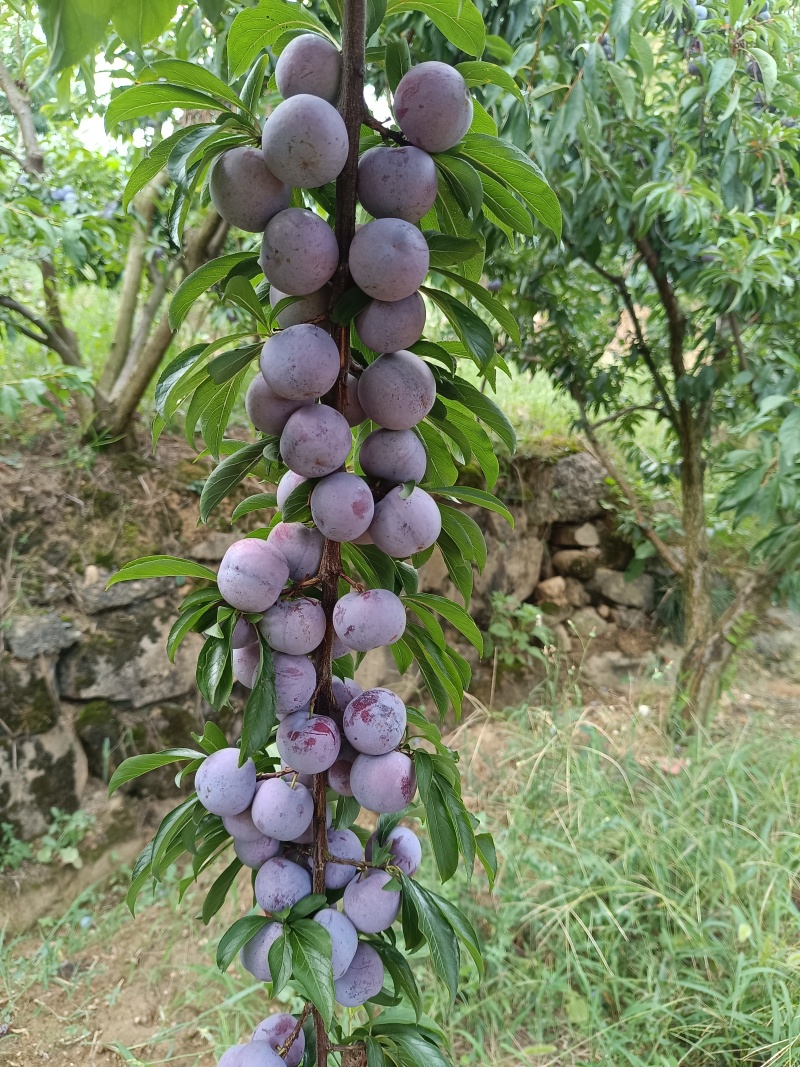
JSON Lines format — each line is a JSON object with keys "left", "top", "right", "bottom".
{"left": 362, "top": 111, "right": 408, "bottom": 145}
{"left": 0, "top": 58, "right": 44, "bottom": 176}
{"left": 278, "top": 1003, "right": 313, "bottom": 1057}
{"left": 40, "top": 259, "right": 81, "bottom": 366}
{"left": 635, "top": 233, "right": 686, "bottom": 386}
{"left": 574, "top": 393, "right": 685, "bottom": 577}
{"left": 587, "top": 403, "right": 660, "bottom": 430}
{"left": 578, "top": 252, "right": 679, "bottom": 429}
{"left": 727, "top": 313, "right": 747, "bottom": 373}
{"left": 0, "top": 294, "right": 76, "bottom": 364}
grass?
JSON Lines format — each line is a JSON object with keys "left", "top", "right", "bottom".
{"left": 4, "top": 699, "right": 800, "bottom": 1066}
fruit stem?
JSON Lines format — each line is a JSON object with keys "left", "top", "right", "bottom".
{"left": 311, "top": 1, "right": 367, "bottom": 1064}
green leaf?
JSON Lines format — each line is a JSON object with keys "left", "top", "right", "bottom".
{"left": 239, "top": 637, "right": 277, "bottom": 763}
{"left": 706, "top": 57, "right": 736, "bottom": 99}
{"left": 385, "top": 0, "right": 484, "bottom": 57}
{"left": 436, "top": 530, "right": 473, "bottom": 605}
{"left": 403, "top": 593, "right": 483, "bottom": 654}
{"left": 429, "top": 484, "right": 514, "bottom": 526}
{"left": 202, "top": 858, "right": 242, "bottom": 923}
{"left": 232, "top": 492, "right": 278, "bottom": 520}
{"left": 475, "top": 831, "right": 497, "bottom": 888}
{"left": 108, "top": 749, "right": 203, "bottom": 795}
{"left": 225, "top": 276, "right": 268, "bottom": 326}
{"left": 456, "top": 60, "right": 524, "bottom": 104}
{"left": 166, "top": 603, "right": 214, "bottom": 662}
{"left": 151, "top": 795, "right": 199, "bottom": 876}
{"left": 421, "top": 288, "right": 495, "bottom": 369}
{"left": 112, "top": 0, "right": 179, "bottom": 51}
{"left": 287, "top": 894, "right": 328, "bottom": 921}
{"left": 38, "top": 0, "right": 114, "bottom": 74}
{"left": 170, "top": 253, "right": 259, "bottom": 331}
{"left": 108, "top": 555, "right": 218, "bottom": 585}
{"left": 216, "top": 914, "right": 272, "bottom": 971}
{"left": 366, "top": 1037, "right": 387, "bottom": 1067}
{"left": 196, "top": 635, "right": 233, "bottom": 710}
{"left": 435, "top": 268, "right": 520, "bottom": 344}
{"left": 288, "top": 921, "right": 336, "bottom": 1027}
{"left": 105, "top": 84, "right": 234, "bottom": 133}
{"left": 609, "top": 0, "right": 634, "bottom": 60}
{"left": 268, "top": 932, "right": 293, "bottom": 995}
{"left": 227, "top": 0, "right": 335, "bottom": 78}
{"left": 434, "top": 156, "right": 484, "bottom": 220}
{"left": 779, "top": 408, "right": 800, "bottom": 465}
{"left": 144, "top": 58, "right": 246, "bottom": 112}
{"left": 750, "top": 48, "right": 778, "bottom": 100}
{"left": 457, "top": 134, "right": 561, "bottom": 239}
{"left": 400, "top": 878, "right": 461, "bottom": 1003}
{"left": 123, "top": 126, "right": 199, "bottom": 212}
{"left": 417, "top": 422, "right": 458, "bottom": 488}
{"left": 200, "top": 370, "right": 248, "bottom": 459}
{"left": 425, "top": 231, "right": 484, "bottom": 268}
{"left": 478, "top": 171, "right": 533, "bottom": 237}
{"left": 199, "top": 439, "right": 266, "bottom": 524}
{"left": 415, "top": 753, "right": 459, "bottom": 881}
{"left": 607, "top": 64, "right": 636, "bottom": 120}
{"left": 207, "top": 344, "right": 261, "bottom": 385}
{"left": 438, "top": 377, "right": 516, "bottom": 453}
{"left": 385, "top": 37, "right": 411, "bottom": 93}
{"left": 366, "top": 0, "right": 387, "bottom": 37}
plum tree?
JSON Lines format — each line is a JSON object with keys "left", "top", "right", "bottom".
{"left": 253, "top": 1013, "right": 305, "bottom": 1067}
{"left": 358, "top": 427, "right": 427, "bottom": 484}
{"left": 234, "top": 833, "right": 281, "bottom": 869}
{"left": 107, "top": 1, "right": 538, "bottom": 1059}
{"left": 217, "top": 539, "right": 290, "bottom": 613}
{"left": 393, "top": 62, "right": 473, "bottom": 153}
{"left": 354, "top": 292, "right": 426, "bottom": 354}
{"left": 275, "top": 471, "right": 308, "bottom": 511}
{"left": 343, "top": 687, "right": 407, "bottom": 755}
{"left": 357, "top": 145, "right": 437, "bottom": 223}
{"left": 365, "top": 824, "right": 422, "bottom": 876}
{"left": 280, "top": 404, "right": 352, "bottom": 478}
{"left": 251, "top": 776, "right": 314, "bottom": 840}
{"left": 195, "top": 748, "right": 257, "bottom": 817}
{"left": 349, "top": 751, "right": 417, "bottom": 813}
{"left": 266, "top": 522, "right": 323, "bottom": 582}
{"left": 310, "top": 472, "right": 374, "bottom": 541}
{"left": 209, "top": 146, "right": 290, "bottom": 232}
{"left": 260, "top": 208, "right": 339, "bottom": 296}
{"left": 332, "top": 588, "right": 406, "bottom": 651}
{"left": 274, "top": 33, "right": 342, "bottom": 103}
{"left": 254, "top": 856, "right": 312, "bottom": 912}
{"left": 357, "top": 350, "right": 436, "bottom": 430}
{"left": 262, "top": 95, "right": 348, "bottom": 188}
{"left": 312, "top": 908, "right": 358, "bottom": 979}
{"left": 269, "top": 284, "right": 331, "bottom": 329}
{"left": 277, "top": 711, "right": 341, "bottom": 773}
{"left": 343, "top": 868, "right": 401, "bottom": 932}
{"left": 259, "top": 598, "right": 327, "bottom": 655}
{"left": 260, "top": 325, "right": 340, "bottom": 401}
{"left": 348, "top": 218, "right": 429, "bottom": 301}
{"left": 245, "top": 375, "right": 312, "bottom": 437}
{"left": 370, "top": 485, "right": 442, "bottom": 557}
{"left": 333, "top": 943, "right": 385, "bottom": 1008}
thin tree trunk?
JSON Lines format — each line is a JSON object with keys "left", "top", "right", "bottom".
{"left": 100, "top": 210, "right": 224, "bottom": 439}
{"left": 98, "top": 174, "right": 168, "bottom": 399}
{"left": 678, "top": 417, "right": 712, "bottom": 652}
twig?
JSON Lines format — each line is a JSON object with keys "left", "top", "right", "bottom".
{"left": 278, "top": 1003, "right": 313, "bottom": 1057}
{"left": 362, "top": 110, "right": 408, "bottom": 145}
{"left": 587, "top": 403, "right": 660, "bottom": 430}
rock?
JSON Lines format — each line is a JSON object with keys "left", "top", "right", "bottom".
{"left": 564, "top": 577, "right": 590, "bottom": 608}
{"left": 551, "top": 550, "right": 598, "bottom": 581}
{"left": 597, "top": 603, "right": 611, "bottom": 619}
{"left": 550, "top": 453, "right": 606, "bottom": 522}
{"left": 569, "top": 607, "right": 608, "bottom": 640}
{"left": 550, "top": 623, "right": 571, "bottom": 652}
{"left": 58, "top": 598, "right": 201, "bottom": 708}
{"left": 0, "top": 719, "right": 88, "bottom": 840}
{"left": 535, "top": 576, "right": 566, "bottom": 602}
{"left": 0, "top": 652, "right": 60, "bottom": 734}
{"left": 581, "top": 649, "right": 649, "bottom": 690}
{"left": 551, "top": 522, "right": 600, "bottom": 548}
{"left": 614, "top": 606, "right": 650, "bottom": 630}
{"left": 7, "top": 613, "right": 81, "bottom": 659}
{"left": 189, "top": 533, "right": 239, "bottom": 561}
{"left": 591, "top": 568, "right": 654, "bottom": 610}
{"left": 75, "top": 565, "right": 174, "bottom": 614}
{"left": 75, "top": 701, "right": 124, "bottom": 779}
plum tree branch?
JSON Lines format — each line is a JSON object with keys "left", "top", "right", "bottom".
{"left": 309, "top": 1, "right": 367, "bottom": 1063}
{"left": 635, "top": 232, "right": 686, "bottom": 387}
{"left": 0, "top": 58, "right": 44, "bottom": 176}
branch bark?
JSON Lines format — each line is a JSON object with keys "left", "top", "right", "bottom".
{"left": 0, "top": 58, "right": 44, "bottom": 175}
{"left": 635, "top": 233, "right": 686, "bottom": 387}
{"left": 309, "top": 2, "right": 367, "bottom": 1063}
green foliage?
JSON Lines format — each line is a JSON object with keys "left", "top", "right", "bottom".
{"left": 0, "top": 823, "right": 32, "bottom": 871}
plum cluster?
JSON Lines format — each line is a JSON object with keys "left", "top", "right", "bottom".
{"left": 203, "top": 33, "right": 475, "bottom": 1065}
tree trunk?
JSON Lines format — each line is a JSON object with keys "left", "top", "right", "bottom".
{"left": 679, "top": 417, "right": 712, "bottom": 652}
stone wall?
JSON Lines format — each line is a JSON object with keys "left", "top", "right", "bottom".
{"left": 1, "top": 448, "right": 665, "bottom": 838}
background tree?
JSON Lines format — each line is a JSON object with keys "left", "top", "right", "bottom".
{"left": 426, "top": 0, "right": 800, "bottom": 724}
{"left": 0, "top": 1, "right": 230, "bottom": 440}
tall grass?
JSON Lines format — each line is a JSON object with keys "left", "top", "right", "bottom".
{"left": 442, "top": 705, "right": 800, "bottom": 1065}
